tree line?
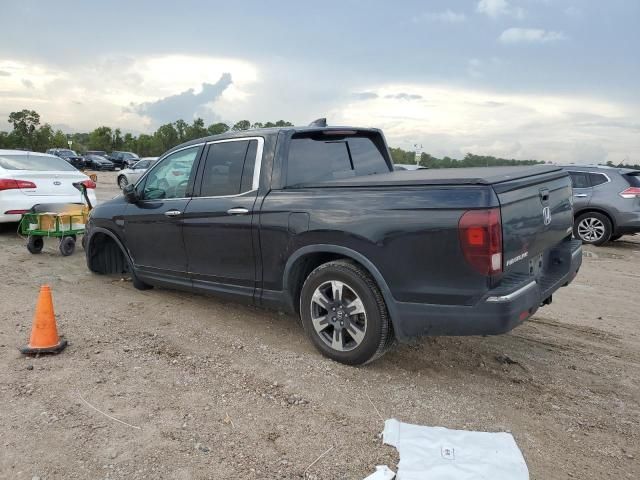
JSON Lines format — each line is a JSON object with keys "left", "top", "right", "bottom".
{"left": 0, "top": 109, "right": 293, "bottom": 157}
{"left": 2, "top": 109, "right": 637, "bottom": 169}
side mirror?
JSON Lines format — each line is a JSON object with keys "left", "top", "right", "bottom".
{"left": 123, "top": 184, "right": 138, "bottom": 203}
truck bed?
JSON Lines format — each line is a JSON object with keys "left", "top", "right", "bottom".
{"left": 296, "top": 165, "right": 565, "bottom": 189}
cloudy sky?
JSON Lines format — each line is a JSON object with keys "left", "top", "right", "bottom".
{"left": 1, "top": 0, "right": 638, "bottom": 163}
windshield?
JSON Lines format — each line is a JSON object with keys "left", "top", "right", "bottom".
{"left": 123, "top": 152, "right": 139, "bottom": 159}
{"left": 0, "top": 154, "right": 77, "bottom": 171}
{"left": 57, "top": 149, "right": 78, "bottom": 157}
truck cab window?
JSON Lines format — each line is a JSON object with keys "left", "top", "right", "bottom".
{"left": 199, "top": 140, "right": 253, "bottom": 197}
{"left": 286, "top": 134, "right": 388, "bottom": 186}
{"left": 142, "top": 147, "right": 198, "bottom": 200}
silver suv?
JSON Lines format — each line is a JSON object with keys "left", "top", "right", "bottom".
{"left": 561, "top": 165, "right": 640, "bottom": 245}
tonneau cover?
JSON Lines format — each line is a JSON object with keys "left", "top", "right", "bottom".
{"left": 296, "top": 165, "right": 564, "bottom": 188}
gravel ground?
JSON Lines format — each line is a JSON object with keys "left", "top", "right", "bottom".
{"left": 0, "top": 171, "right": 638, "bottom": 479}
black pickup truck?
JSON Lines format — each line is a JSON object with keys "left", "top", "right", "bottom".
{"left": 85, "top": 126, "right": 582, "bottom": 364}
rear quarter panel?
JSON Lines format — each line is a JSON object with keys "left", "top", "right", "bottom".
{"left": 259, "top": 186, "right": 497, "bottom": 306}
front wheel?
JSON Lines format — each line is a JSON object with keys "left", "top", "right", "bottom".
{"left": 574, "top": 212, "right": 612, "bottom": 246}
{"left": 299, "top": 260, "right": 394, "bottom": 365}
{"left": 118, "top": 175, "right": 128, "bottom": 189}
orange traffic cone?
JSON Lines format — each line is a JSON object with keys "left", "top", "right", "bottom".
{"left": 20, "top": 285, "right": 67, "bottom": 354}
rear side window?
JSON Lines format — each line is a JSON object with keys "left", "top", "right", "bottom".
{"left": 624, "top": 172, "right": 640, "bottom": 187}
{"left": 589, "top": 173, "right": 608, "bottom": 186}
{"left": 568, "top": 172, "right": 590, "bottom": 188}
{"left": 286, "top": 134, "right": 389, "bottom": 186}
{"left": 0, "top": 154, "right": 76, "bottom": 171}
{"left": 199, "top": 140, "right": 259, "bottom": 197}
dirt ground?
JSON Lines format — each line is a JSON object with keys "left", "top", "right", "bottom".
{"left": 1, "top": 171, "right": 638, "bottom": 479}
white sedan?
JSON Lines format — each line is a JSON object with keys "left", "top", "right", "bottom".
{"left": 116, "top": 157, "right": 158, "bottom": 189}
{"left": 0, "top": 150, "right": 97, "bottom": 223}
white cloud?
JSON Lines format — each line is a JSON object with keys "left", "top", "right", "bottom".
{"left": 414, "top": 10, "right": 466, "bottom": 23}
{"left": 499, "top": 28, "right": 566, "bottom": 44}
{"left": 331, "top": 83, "right": 639, "bottom": 164}
{"left": 477, "top": 0, "right": 525, "bottom": 19}
{"left": 0, "top": 55, "right": 258, "bottom": 132}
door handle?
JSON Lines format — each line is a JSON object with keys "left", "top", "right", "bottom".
{"left": 227, "top": 207, "right": 249, "bottom": 215}
{"left": 573, "top": 194, "right": 588, "bottom": 198}
{"left": 164, "top": 210, "right": 182, "bottom": 217}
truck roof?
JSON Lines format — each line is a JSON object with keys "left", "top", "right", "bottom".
{"left": 166, "top": 126, "right": 383, "bottom": 154}
{"left": 300, "top": 165, "right": 566, "bottom": 188}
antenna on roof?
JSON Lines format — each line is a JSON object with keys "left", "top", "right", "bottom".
{"left": 308, "top": 118, "right": 327, "bottom": 127}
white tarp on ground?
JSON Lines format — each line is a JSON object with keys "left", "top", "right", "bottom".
{"left": 382, "top": 418, "right": 529, "bottom": 480}
{"left": 363, "top": 465, "right": 396, "bottom": 480}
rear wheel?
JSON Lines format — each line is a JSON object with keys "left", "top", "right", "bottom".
{"left": 118, "top": 175, "right": 128, "bottom": 189}
{"left": 27, "top": 236, "right": 44, "bottom": 254}
{"left": 574, "top": 212, "right": 612, "bottom": 246}
{"left": 299, "top": 260, "right": 393, "bottom": 365}
{"left": 59, "top": 236, "right": 76, "bottom": 256}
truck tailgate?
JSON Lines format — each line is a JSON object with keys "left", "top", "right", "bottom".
{"left": 495, "top": 170, "right": 573, "bottom": 275}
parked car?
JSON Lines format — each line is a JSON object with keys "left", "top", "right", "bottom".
{"left": 84, "top": 150, "right": 108, "bottom": 158}
{"left": 109, "top": 151, "right": 139, "bottom": 169}
{"left": 393, "top": 164, "right": 427, "bottom": 171}
{"left": 560, "top": 165, "right": 640, "bottom": 245}
{"left": 85, "top": 154, "right": 116, "bottom": 171}
{"left": 116, "top": 157, "right": 158, "bottom": 189}
{"left": 46, "top": 148, "right": 85, "bottom": 169}
{"left": 0, "top": 149, "right": 97, "bottom": 223}
{"left": 84, "top": 126, "right": 581, "bottom": 365}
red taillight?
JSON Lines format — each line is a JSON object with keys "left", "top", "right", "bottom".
{"left": 619, "top": 187, "right": 640, "bottom": 199}
{"left": 0, "top": 179, "right": 37, "bottom": 191}
{"left": 81, "top": 179, "right": 96, "bottom": 189}
{"left": 458, "top": 208, "right": 503, "bottom": 276}
{"left": 4, "top": 209, "right": 29, "bottom": 215}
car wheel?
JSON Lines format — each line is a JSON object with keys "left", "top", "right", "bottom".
{"left": 574, "top": 212, "right": 612, "bottom": 246}
{"left": 118, "top": 176, "right": 128, "bottom": 189}
{"left": 27, "top": 236, "right": 44, "bottom": 254}
{"left": 59, "top": 236, "right": 76, "bottom": 256}
{"left": 299, "top": 260, "right": 394, "bottom": 365}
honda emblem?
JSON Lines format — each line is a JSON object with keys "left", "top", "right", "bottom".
{"left": 542, "top": 206, "right": 551, "bottom": 225}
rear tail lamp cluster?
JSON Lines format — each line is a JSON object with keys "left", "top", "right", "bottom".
{"left": 458, "top": 208, "right": 503, "bottom": 276}
{"left": 0, "top": 179, "right": 37, "bottom": 191}
{"left": 619, "top": 187, "right": 640, "bottom": 199}
{"left": 81, "top": 179, "right": 97, "bottom": 189}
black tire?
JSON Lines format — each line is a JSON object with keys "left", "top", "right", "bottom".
{"left": 118, "top": 175, "right": 128, "bottom": 189}
{"left": 574, "top": 212, "right": 612, "bottom": 246}
{"left": 610, "top": 234, "right": 623, "bottom": 242}
{"left": 299, "top": 260, "right": 394, "bottom": 365}
{"left": 27, "top": 236, "right": 44, "bottom": 254}
{"left": 59, "top": 236, "right": 76, "bottom": 256}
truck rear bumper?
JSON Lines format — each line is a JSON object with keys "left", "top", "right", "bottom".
{"left": 392, "top": 240, "right": 582, "bottom": 339}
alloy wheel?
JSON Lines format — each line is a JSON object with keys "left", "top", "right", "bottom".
{"left": 310, "top": 280, "right": 367, "bottom": 352}
{"left": 577, "top": 217, "right": 605, "bottom": 242}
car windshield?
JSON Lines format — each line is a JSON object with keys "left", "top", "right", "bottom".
{"left": 123, "top": 152, "right": 139, "bottom": 159}
{"left": 58, "top": 149, "right": 78, "bottom": 157}
{"left": 0, "top": 154, "right": 77, "bottom": 171}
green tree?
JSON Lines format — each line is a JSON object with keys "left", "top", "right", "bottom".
{"left": 154, "top": 123, "right": 179, "bottom": 152}
{"left": 51, "top": 129, "right": 67, "bottom": 148}
{"left": 112, "top": 128, "right": 124, "bottom": 150}
{"left": 88, "top": 126, "right": 113, "bottom": 151}
{"left": 185, "top": 118, "right": 207, "bottom": 141}
{"left": 8, "top": 109, "right": 41, "bottom": 149}
{"left": 207, "top": 122, "right": 229, "bottom": 135}
{"left": 232, "top": 120, "right": 251, "bottom": 131}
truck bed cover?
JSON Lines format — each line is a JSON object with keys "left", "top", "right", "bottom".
{"left": 298, "top": 165, "right": 565, "bottom": 188}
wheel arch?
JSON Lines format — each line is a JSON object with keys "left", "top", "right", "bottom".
{"left": 574, "top": 207, "right": 616, "bottom": 231}
{"left": 282, "top": 244, "right": 401, "bottom": 336}
{"left": 86, "top": 227, "right": 134, "bottom": 275}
